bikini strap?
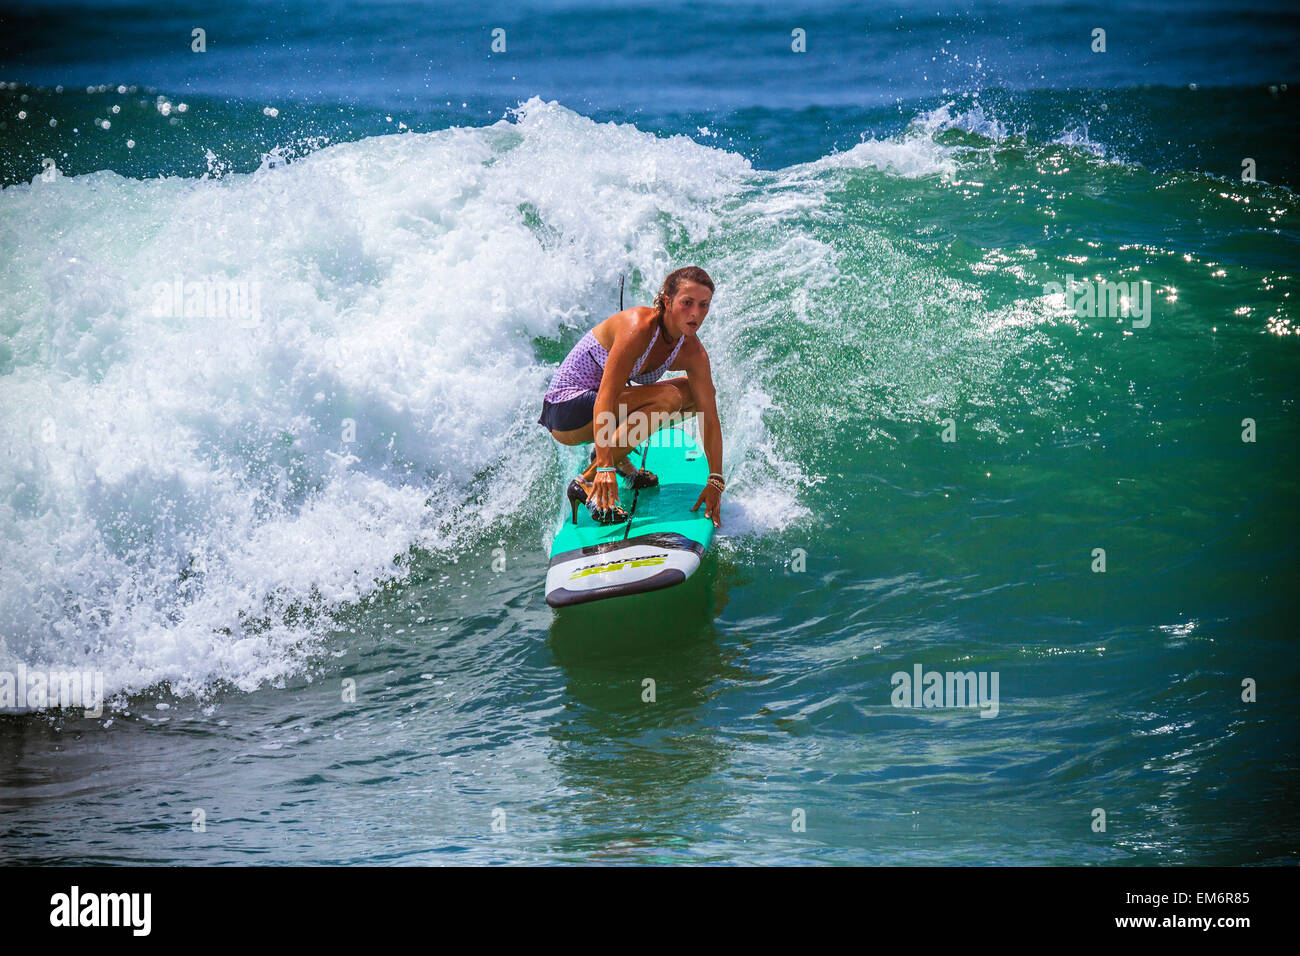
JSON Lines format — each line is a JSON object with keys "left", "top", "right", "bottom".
{"left": 629, "top": 322, "right": 660, "bottom": 378}
{"left": 662, "top": 321, "right": 687, "bottom": 368}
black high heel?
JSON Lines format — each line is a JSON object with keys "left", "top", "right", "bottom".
{"left": 566, "top": 479, "right": 586, "bottom": 525}
{"left": 566, "top": 476, "right": 629, "bottom": 525}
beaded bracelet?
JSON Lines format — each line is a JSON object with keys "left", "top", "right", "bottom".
{"left": 596, "top": 466, "right": 617, "bottom": 472}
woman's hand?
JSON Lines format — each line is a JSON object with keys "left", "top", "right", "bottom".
{"left": 691, "top": 483, "right": 722, "bottom": 527}
{"left": 591, "top": 471, "right": 620, "bottom": 512}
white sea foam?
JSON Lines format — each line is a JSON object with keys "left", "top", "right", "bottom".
{"left": 798, "top": 127, "right": 960, "bottom": 181}
{"left": 1052, "top": 124, "right": 1113, "bottom": 160}
{"left": 911, "top": 101, "right": 1011, "bottom": 142}
{"left": 917, "top": 100, "right": 1120, "bottom": 165}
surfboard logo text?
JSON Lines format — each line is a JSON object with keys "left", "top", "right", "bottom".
{"left": 568, "top": 554, "right": 668, "bottom": 580}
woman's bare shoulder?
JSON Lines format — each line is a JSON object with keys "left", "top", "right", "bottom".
{"left": 670, "top": 333, "right": 709, "bottom": 372}
{"left": 592, "top": 306, "right": 655, "bottom": 349}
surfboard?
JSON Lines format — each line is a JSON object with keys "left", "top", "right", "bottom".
{"left": 544, "top": 420, "right": 714, "bottom": 608}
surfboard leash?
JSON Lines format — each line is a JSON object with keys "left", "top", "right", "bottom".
{"left": 620, "top": 441, "right": 648, "bottom": 541}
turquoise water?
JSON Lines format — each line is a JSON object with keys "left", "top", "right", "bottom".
{"left": 1, "top": 2, "right": 1297, "bottom": 864}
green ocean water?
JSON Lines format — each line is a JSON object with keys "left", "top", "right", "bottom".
{"left": 1, "top": 73, "right": 1297, "bottom": 861}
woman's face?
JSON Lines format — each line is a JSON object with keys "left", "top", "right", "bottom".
{"left": 666, "top": 281, "right": 711, "bottom": 337}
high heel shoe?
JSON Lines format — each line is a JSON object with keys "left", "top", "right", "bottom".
{"left": 566, "top": 477, "right": 629, "bottom": 525}
{"left": 566, "top": 479, "right": 585, "bottom": 525}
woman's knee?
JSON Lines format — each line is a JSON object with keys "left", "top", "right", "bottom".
{"left": 647, "top": 385, "right": 686, "bottom": 421}
{"left": 669, "top": 378, "right": 695, "bottom": 413}
{"left": 622, "top": 385, "right": 680, "bottom": 416}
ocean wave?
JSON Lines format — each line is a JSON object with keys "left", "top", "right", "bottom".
{"left": 4, "top": 93, "right": 1290, "bottom": 707}
{"left": 0, "top": 97, "right": 814, "bottom": 704}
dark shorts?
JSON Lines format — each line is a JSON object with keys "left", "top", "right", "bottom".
{"left": 537, "top": 389, "right": 598, "bottom": 432}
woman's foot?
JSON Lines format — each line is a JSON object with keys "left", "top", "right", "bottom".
{"left": 588, "top": 448, "right": 659, "bottom": 488}
{"left": 567, "top": 476, "right": 629, "bottom": 525}
{"left": 618, "top": 462, "right": 658, "bottom": 488}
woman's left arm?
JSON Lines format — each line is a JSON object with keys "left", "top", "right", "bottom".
{"left": 680, "top": 342, "right": 723, "bottom": 527}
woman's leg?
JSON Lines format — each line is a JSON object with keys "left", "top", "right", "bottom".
{"left": 550, "top": 378, "right": 694, "bottom": 480}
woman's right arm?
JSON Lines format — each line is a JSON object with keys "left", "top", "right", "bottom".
{"left": 589, "top": 311, "right": 650, "bottom": 509}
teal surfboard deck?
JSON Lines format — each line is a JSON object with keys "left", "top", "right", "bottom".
{"left": 545, "top": 422, "right": 714, "bottom": 608}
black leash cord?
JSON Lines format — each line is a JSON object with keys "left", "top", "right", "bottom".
{"left": 620, "top": 442, "right": 647, "bottom": 541}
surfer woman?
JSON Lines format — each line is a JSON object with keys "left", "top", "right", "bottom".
{"left": 537, "top": 265, "right": 724, "bottom": 527}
